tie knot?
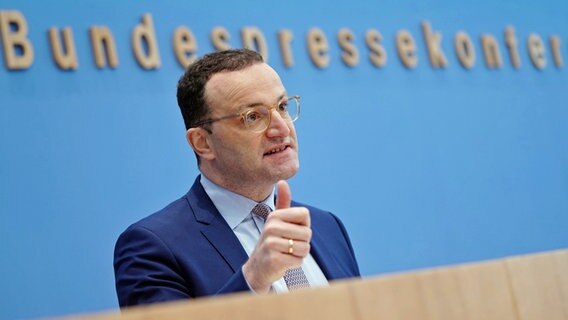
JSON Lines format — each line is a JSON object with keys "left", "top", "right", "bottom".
{"left": 252, "top": 202, "right": 272, "bottom": 220}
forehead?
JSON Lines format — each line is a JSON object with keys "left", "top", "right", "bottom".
{"left": 204, "top": 63, "right": 286, "bottom": 112}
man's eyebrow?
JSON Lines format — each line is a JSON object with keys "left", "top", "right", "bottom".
{"left": 239, "top": 93, "right": 288, "bottom": 110}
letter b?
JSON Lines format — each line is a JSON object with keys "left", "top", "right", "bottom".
{"left": 0, "top": 10, "right": 34, "bottom": 70}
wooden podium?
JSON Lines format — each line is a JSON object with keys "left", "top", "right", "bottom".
{"left": 65, "top": 249, "right": 568, "bottom": 320}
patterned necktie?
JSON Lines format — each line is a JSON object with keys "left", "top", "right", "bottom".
{"left": 252, "top": 202, "right": 311, "bottom": 290}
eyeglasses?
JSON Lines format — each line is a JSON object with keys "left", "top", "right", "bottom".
{"left": 194, "top": 96, "right": 300, "bottom": 133}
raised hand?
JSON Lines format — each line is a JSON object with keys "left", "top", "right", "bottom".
{"left": 242, "top": 180, "right": 312, "bottom": 293}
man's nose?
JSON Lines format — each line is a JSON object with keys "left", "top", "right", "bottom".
{"left": 265, "top": 109, "right": 291, "bottom": 137}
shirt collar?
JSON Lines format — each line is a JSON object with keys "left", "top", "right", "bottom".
{"left": 200, "top": 174, "right": 275, "bottom": 230}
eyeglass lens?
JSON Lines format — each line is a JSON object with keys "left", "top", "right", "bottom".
{"left": 244, "top": 97, "right": 300, "bottom": 132}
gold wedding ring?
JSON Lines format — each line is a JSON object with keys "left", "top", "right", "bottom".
{"left": 288, "top": 239, "right": 294, "bottom": 254}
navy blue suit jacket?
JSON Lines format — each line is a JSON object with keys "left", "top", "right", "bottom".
{"left": 114, "top": 177, "right": 360, "bottom": 307}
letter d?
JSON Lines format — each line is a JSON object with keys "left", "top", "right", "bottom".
{"left": 131, "top": 13, "right": 161, "bottom": 69}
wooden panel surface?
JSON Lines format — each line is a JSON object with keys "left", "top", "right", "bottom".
{"left": 58, "top": 249, "right": 568, "bottom": 320}
{"left": 349, "top": 274, "right": 427, "bottom": 320}
{"left": 452, "top": 261, "right": 518, "bottom": 320}
{"left": 506, "top": 250, "right": 568, "bottom": 320}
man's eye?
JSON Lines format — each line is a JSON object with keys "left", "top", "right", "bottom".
{"left": 278, "top": 102, "right": 289, "bottom": 112}
{"left": 244, "top": 111, "right": 261, "bottom": 123}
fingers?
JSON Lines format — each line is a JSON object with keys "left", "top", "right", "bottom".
{"left": 264, "top": 236, "right": 311, "bottom": 258}
{"left": 263, "top": 215, "right": 312, "bottom": 243}
{"left": 264, "top": 203, "right": 312, "bottom": 258}
{"left": 269, "top": 206, "right": 311, "bottom": 228}
{"left": 275, "top": 180, "right": 309, "bottom": 227}
{"left": 262, "top": 207, "right": 312, "bottom": 258}
{"left": 243, "top": 236, "right": 307, "bottom": 293}
{"left": 276, "top": 180, "right": 291, "bottom": 210}
{"left": 269, "top": 249, "right": 305, "bottom": 269}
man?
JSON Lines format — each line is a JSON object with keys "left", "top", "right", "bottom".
{"left": 114, "top": 49, "right": 360, "bottom": 307}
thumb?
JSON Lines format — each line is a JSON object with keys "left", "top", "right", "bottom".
{"left": 276, "top": 180, "right": 291, "bottom": 209}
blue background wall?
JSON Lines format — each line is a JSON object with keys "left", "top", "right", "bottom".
{"left": 1, "top": 0, "right": 567, "bottom": 318}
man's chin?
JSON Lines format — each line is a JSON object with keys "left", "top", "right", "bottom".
{"left": 273, "top": 163, "right": 300, "bottom": 181}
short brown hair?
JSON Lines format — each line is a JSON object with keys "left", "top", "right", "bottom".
{"left": 176, "top": 49, "right": 264, "bottom": 131}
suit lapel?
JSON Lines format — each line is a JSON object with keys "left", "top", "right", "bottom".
{"left": 185, "top": 177, "right": 249, "bottom": 273}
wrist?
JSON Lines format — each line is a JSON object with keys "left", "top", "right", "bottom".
{"left": 242, "top": 262, "right": 271, "bottom": 294}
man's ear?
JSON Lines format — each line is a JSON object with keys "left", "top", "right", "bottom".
{"left": 186, "top": 128, "right": 215, "bottom": 161}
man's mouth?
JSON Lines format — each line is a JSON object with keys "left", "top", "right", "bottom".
{"left": 264, "top": 145, "right": 289, "bottom": 156}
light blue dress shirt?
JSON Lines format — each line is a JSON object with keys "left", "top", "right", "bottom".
{"left": 200, "top": 174, "right": 328, "bottom": 292}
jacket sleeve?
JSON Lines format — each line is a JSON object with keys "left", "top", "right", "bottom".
{"left": 114, "top": 226, "right": 251, "bottom": 308}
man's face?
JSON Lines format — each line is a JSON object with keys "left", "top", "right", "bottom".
{"left": 202, "top": 63, "right": 299, "bottom": 193}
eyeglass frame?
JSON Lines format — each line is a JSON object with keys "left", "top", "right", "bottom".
{"left": 192, "top": 95, "right": 301, "bottom": 132}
